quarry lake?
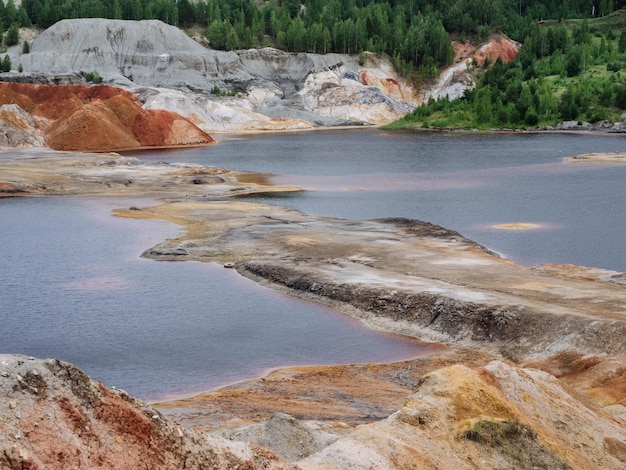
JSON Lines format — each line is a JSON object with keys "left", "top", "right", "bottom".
{"left": 149, "top": 129, "right": 626, "bottom": 271}
{"left": 2, "top": 129, "right": 625, "bottom": 401}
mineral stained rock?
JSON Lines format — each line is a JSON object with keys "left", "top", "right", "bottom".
{"left": 0, "top": 354, "right": 295, "bottom": 470}
{"left": 0, "top": 82, "right": 214, "bottom": 151}
{"left": 11, "top": 18, "right": 418, "bottom": 129}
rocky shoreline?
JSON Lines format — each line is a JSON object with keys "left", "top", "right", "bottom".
{"left": 1, "top": 143, "right": 626, "bottom": 468}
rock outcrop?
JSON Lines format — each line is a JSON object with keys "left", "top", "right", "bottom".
{"left": 0, "top": 104, "right": 45, "bottom": 147}
{"left": 299, "top": 361, "right": 626, "bottom": 469}
{"left": 3, "top": 353, "right": 624, "bottom": 469}
{"left": 8, "top": 19, "right": 418, "bottom": 130}
{"left": 423, "top": 34, "right": 519, "bottom": 102}
{"left": 0, "top": 354, "right": 294, "bottom": 470}
{"left": 0, "top": 82, "right": 213, "bottom": 151}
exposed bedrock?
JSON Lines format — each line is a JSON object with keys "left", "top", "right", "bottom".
{"left": 134, "top": 200, "right": 626, "bottom": 363}
{"left": 240, "top": 260, "right": 626, "bottom": 361}
{"left": 10, "top": 19, "right": 418, "bottom": 130}
{"left": 0, "top": 354, "right": 295, "bottom": 470}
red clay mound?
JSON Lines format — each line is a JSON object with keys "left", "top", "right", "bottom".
{"left": 133, "top": 109, "right": 214, "bottom": 147}
{"left": 475, "top": 35, "right": 519, "bottom": 65}
{"left": 45, "top": 100, "right": 141, "bottom": 151}
{"left": 0, "top": 83, "right": 214, "bottom": 151}
{"left": 451, "top": 35, "right": 519, "bottom": 67}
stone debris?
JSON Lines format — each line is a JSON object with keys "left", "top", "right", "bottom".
{"left": 0, "top": 354, "right": 297, "bottom": 470}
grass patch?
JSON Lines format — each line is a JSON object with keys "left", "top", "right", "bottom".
{"left": 462, "top": 419, "right": 571, "bottom": 470}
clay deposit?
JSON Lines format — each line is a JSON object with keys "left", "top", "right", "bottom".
{"left": 2, "top": 19, "right": 521, "bottom": 134}
{"left": 0, "top": 150, "right": 625, "bottom": 469}
{"left": 0, "top": 354, "right": 295, "bottom": 470}
{"left": 0, "top": 82, "right": 214, "bottom": 151}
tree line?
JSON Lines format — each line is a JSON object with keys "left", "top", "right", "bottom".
{"left": 3, "top": 0, "right": 623, "bottom": 76}
{"left": 397, "top": 20, "right": 626, "bottom": 129}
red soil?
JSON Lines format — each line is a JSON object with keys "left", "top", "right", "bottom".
{"left": 452, "top": 35, "right": 519, "bottom": 66}
{"left": 0, "top": 83, "right": 214, "bottom": 152}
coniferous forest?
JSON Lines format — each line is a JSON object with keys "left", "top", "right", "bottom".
{"left": 1, "top": 0, "right": 626, "bottom": 127}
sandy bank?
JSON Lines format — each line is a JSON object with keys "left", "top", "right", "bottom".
{"left": 567, "top": 152, "right": 626, "bottom": 162}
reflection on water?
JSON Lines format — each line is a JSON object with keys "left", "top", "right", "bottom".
{"left": 0, "top": 197, "right": 428, "bottom": 401}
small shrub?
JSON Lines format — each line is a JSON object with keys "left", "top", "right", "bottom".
{"left": 0, "top": 54, "right": 11, "bottom": 73}
{"left": 607, "top": 62, "right": 621, "bottom": 73}
{"left": 84, "top": 71, "right": 103, "bottom": 83}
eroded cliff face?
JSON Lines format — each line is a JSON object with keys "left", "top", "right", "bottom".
{"left": 0, "top": 354, "right": 294, "bottom": 470}
{"left": 5, "top": 19, "right": 418, "bottom": 131}
{"left": 423, "top": 34, "right": 519, "bottom": 102}
{"left": 1, "top": 19, "right": 521, "bottom": 134}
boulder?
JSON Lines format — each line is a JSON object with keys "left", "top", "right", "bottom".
{"left": 0, "top": 104, "right": 46, "bottom": 147}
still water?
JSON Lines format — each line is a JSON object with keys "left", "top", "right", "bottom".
{"left": 0, "top": 197, "right": 424, "bottom": 401}
{"left": 2, "top": 130, "right": 625, "bottom": 401}
{"left": 142, "top": 129, "right": 626, "bottom": 271}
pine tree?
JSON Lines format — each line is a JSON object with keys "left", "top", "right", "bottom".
{"left": 6, "top": 23, "right": 18, "bottom": 46}
{"left": 1, "top": 54, "right": 11, "bottom": 73}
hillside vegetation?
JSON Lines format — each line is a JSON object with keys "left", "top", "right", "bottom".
{"left": 2, "top": 0, "right": 624, "bottom": 76}
{"left": 391, "top": 10, "right": 626, "bottom": 129}
{"left": 2, "top": 1, "right": 626, "bottom": 127}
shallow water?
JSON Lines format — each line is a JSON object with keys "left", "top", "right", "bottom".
{"left": 2, "top": 129, "right": 625, "bottom": 401}
{"left": 0, "top": 196, "right": 426, "bottom": 401}
{"left": 138, "top": 129, "right": 626, "bottom": 270}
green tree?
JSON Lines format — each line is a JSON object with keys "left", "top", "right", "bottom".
{"left": 565, "top": 46, "right": 583, "bottom": 76}
{"left": 22, "top": 40, "right": 30, "bottom": 54}
{"left": 206, "top": 19, "right": 228, "bottom": 49}
{"left": 1, "top": 54, "right": 11, "bottom": 72}
{"left": 6, "top": 23, "right": 18, "bottom": 46}
{"left": 618, "top": 31, "right": 626, "bottom": 54}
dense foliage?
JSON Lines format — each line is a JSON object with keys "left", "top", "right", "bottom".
{"left": 1, "top": 0, "right": 625, "bottom": 124}
{"left": 393, "top": 15, "right": 626, "bottom": 129}
{"left": 3, "top": 0, "right": 623, "bottom": 77}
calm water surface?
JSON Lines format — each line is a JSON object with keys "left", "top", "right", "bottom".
{"left": 140, "top": 129, "right": 626, "bottom": 270}
{"left": 2, "top": 130, "right": 625, "bottom": 401}
{"left": 0, "top": 197, "right": 424, "bottom": 401}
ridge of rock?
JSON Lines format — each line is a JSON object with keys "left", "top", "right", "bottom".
{"left": 0, "top": 354, "right": 295, "bottom": 470}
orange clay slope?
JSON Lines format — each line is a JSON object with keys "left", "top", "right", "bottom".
{"left": 0, "top": 82, "right": 213, "bottom": 151}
